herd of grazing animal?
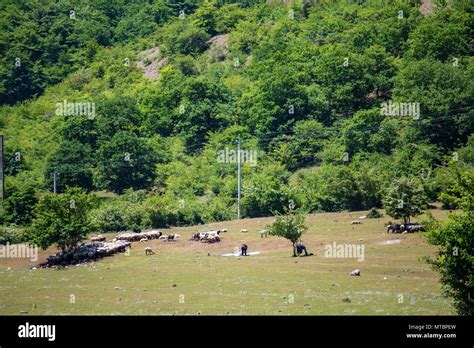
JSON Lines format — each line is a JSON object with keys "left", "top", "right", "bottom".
{"left": 83, "top": 215, "right": 424, "bottom": 259}
{"left": 90, "top": 235, "right": 106, "bottom": 242}
{"left": 46, "top": 240, "right": 131, "bottom": 266}
{"left": 386, "top": 223, "right": 424, "bottom": 234}
{"left": 115, "top": 230, "right": 163, "bottom": 242}
{"left": 191, "top": 230, "right": 222, "bottom": 243}
{"left": 349, "top": 219, "right": 424, "bottom": 234}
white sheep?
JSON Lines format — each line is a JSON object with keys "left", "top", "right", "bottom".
{"left": 259, "top": 229, "right": 268, "bottom": 238}
{"left": 205, "top": 231, "right": 220, "bottom": 237}
{"left": 350, "top": 269, "right": 361, "bottom": 276}
{"left": 139, "top": 237, "right": 148, "bottom": 242}
{"left": 240, "top": 229, "right": 249, "bottom": 233}
{"left": 91, "top": 235, "right": 106, "bottom": 242}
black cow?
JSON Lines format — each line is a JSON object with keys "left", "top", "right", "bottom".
{"left": 386, "top": 224, "right": 402, "bottom": 233}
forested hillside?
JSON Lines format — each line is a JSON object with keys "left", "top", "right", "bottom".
{"left": 0, "top": 0, "right": 473, "bottom": 234}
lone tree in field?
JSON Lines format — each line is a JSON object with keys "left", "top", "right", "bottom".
{"left": 383, "top": 177, "right": 427, "bottom": 225}
{"left": 267, "top": 206, "right": 308, "bottom": 257}
{"left": 29, "top": 188, "right": 93, "bottom": 252}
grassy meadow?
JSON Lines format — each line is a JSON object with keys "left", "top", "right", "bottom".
{"left": 0, "top": 209, "right": 456, "bottom": 315}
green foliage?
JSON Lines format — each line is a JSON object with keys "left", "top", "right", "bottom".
{"left": 214, "top": 3, "right": 248, "bottom": 34}
{"left": 438, "top": 169, "right": 474, "bottom": 211}
{"left": 391, "top": 59, "right": 473, "bottom": 150}
{"left": 45, "top": 140, "right": 95, "bottom": 192}
{"left": 383, "top": 177, "right": 428, "bottom": 225}
{"left": 124, "top": 204, "right": 151, "bottom": 233}
{"left": 406, "top": 9, "right": 472, "bottom": 62}
{"left": 0, "top": 0, "right": 472, "bottom": 236}
{"left": 114, "top": 1, "right": 170, "bottom": 43}
{"left": 193, "top": 0, "right": 218, "bottom": 35}
{"left": 169, "top": 22, "right": 211, "bottom": 56}
{"left": 0, "top": 0, "right": 174, "bottom": 104}
{"left": 90, "top": 203, "right": 127, "bottom": 233}
{"left": 3, "top": 145, "right": 28, "bottom": 176}
{"left": 425, "top": 167, "right": 474, "bottom": 315}
{"left": 174, "top": 55, "right": 199, "bottom": 76}
{"left": 3, "top": 182, "right": 38, "bottom": 225}
{"left": 241, "top": 162, "right": 291, "bottom": 217}
{"left": 0, "top": 225, "right": 27, "bottom": 245}
{"left": 94, "top": 131, "right": 158, "bottom": 193}
{"left": 367, "top": 207, "right": 383, "bottom": 219}
{"left": 425, "top": 213, "right": 474, "bottom": 315}
{"left": 267, "top": 206, "right": 308, "bottom": 257}
{"left": 29, "top": 188, "right": 93, "bottom": 252}
{"left": 340, "top": 109, "right": 395, "bottom": 157}
{"left": 289, "top": 164, "right": 382, "bottom": 212}
{"left": 272, "top": 119, "right": 328, "bottom": 170}
{"left": 91, "top": 187, "right": 235, "bottom": 232}
{"left": 95, "top": 96, "right": 142, "bottom": 143}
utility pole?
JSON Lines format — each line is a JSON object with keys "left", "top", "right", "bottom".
{"left": 0, "top": 135, "right": 4, "bottom": 205}
{"left": 237, "top": 134, "right": 241, "bottom": 220}
{"left": 52, "top": 172, "right": 58, "bottom": 194}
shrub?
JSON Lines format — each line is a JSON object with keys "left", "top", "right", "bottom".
{"left": 144, "top": 194, "right": 180, "bottom": 228}
{"left": 367, "top": 207, "right": 383, "bottom": 219}
{"left": 123, "top": 205, "right": 150, "bottom": 232}
{"left": 0, "top": 225, "right": 27, "bottom": 245}
{"left": 29, "top": 188, "right": 94, "bottom": 252}
{"left": 90, "top": 204, "right": 128, "bottom": 233}
{"left": 3, "top": 183, "right": 38, "bottom": 225}
{"left": 91, "top": 197, "right": 151, "bottom": 233}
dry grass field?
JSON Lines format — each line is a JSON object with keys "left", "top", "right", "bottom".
{"left": 0, "top": 209, "right": 456, "bottom": 315}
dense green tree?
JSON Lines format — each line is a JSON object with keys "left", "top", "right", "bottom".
{"left": 59, "top": 108, "right": 97, "bottom": 145}
{"left": 425, "top": 175, "right": 474, "bottom": 315}
{"left": 391, "top": 59, "right": 473, "bottom": 150}
{"left": 45, "top": 140, "right": 95, "bottom": 192}
{"left": 267, "top": 206, "right": 308, "bottom": 257}
{"left": 438, "top": 169, "right": 474, "bottom": 211}
{"left": 3, "top": 145, "right": 27, "bottom": 176}
{"left": 193, "top": 0, "right": 218, "bottom": 35}
{"left": 340, "top": 109, "right": 396, "bottom": 157}
{"left": 94, "top": 131, "right": 157, "bottom": 193}
{"left": 426, "top": 213, "right": 474, "bottom": 315}
{"left": 169, "top": 22, "right": 211, "bottom": 56}
{"left": 383, "top": 177, "right": 428, "bottom": 225}
{"left": 114, "top": 1, "right": 170, "bottom": 43}
{"left": 95, "top": 95, "right": 142, "bottom": 143}
{"left": 3, "top": 183, "right": 38, "bottom": 225}
{"left": 29, "top": 188, "right": 93, "bottom": 252}
{"left": 272, "top": 119, "right": 328, "bottom": 171}
{"left": 241, "top": 162, "right": 291, "bottom": 217}
{"left": 406, "top": 9, "right": 472, "bottom": 62}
